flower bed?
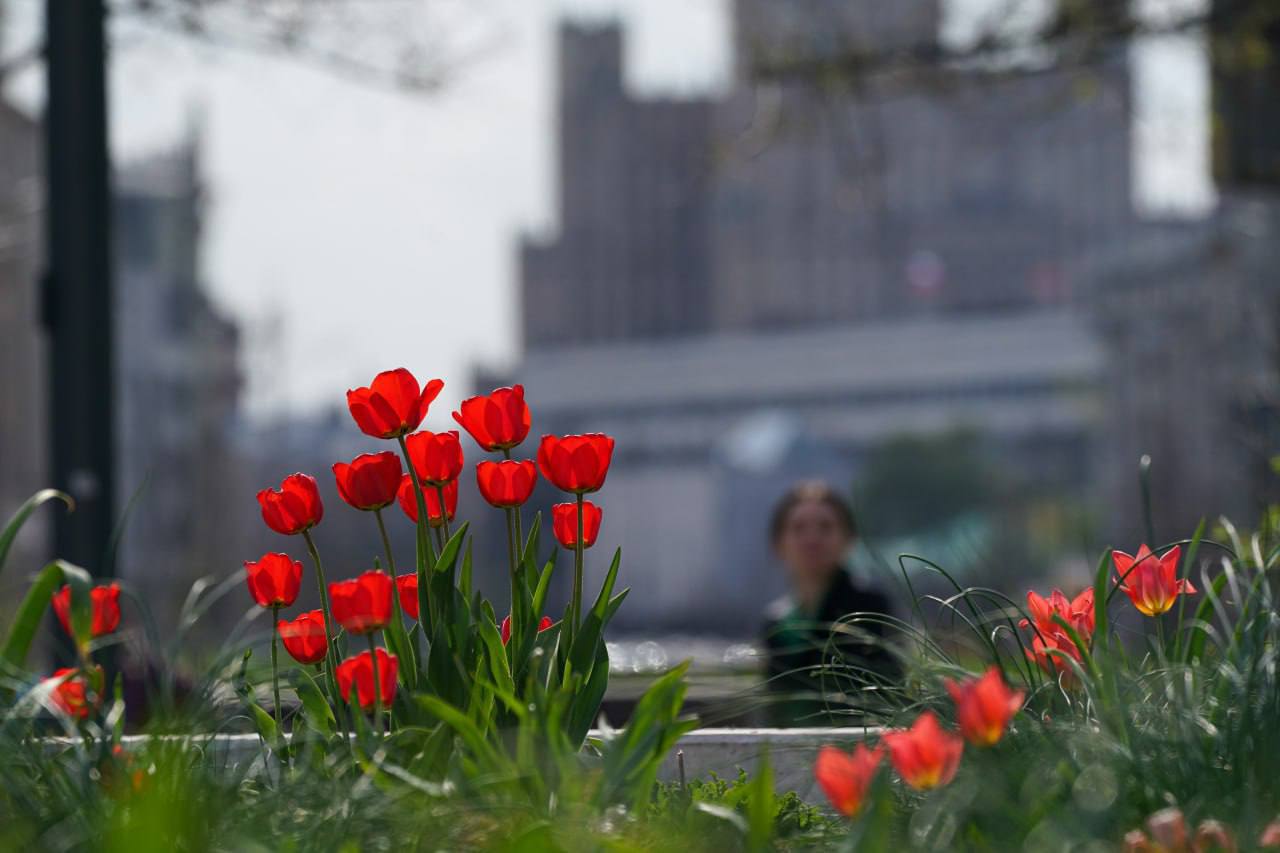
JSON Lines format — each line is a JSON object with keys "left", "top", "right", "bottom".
{"left": 2, "top": 367, "right": 1279, "bottom": 850}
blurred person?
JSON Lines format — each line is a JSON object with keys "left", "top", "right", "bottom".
{"left": 762, "top": 481, "right": 898, "bottom": 726}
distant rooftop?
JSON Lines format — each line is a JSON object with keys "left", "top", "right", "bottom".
{"left": 522, "top": 308, "right": 1104, "bottom": 412}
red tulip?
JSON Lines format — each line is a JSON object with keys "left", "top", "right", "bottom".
{"left": 42, "top": 667, "right": 102, "bottom": 719}
{"left": 552, "top": 501, "right": 602, "bottom": 549}
{"left": 1114, "top": 544, "right": 1196, "bottom": 617}
{"left": 52, "top": 583, "right": 121, "bottom": 638}
{"left": 346, "top": 368, "right": 444, "bottom": 440}
{"left": 536, "top": 433, "right": 615, "bottom": 494}
{"left": 396, "top": 475, "right": 457, "bottom": 528}
{"left": 814, "top": 743, "right": 883, "bottom": 818}
{"left": 332, "top": 451, "right": 402, "bottom": 511}
{"left": 335, "top": 648, "right": 398, "bottom": 712}
{"left": 1259, "top": 819, "right": 1280, "bottom": 848}
{"left": 1020, "top": 587, "right": 1095, "bottom": 679}
{"left": 1194, "top": 820, "right": 1236, "bottom": 852}
{"left": 257, "top": 473, "right": 324, "bottom": 536}
{"left": 476, "top": 460, "right": 537, "bottom": 508}
{"left": 945, "top": 667, "right": 1024, "bottom": 746}
{"left": 278, "top": 610, "right": 329, "bottom": 665}
{"left": 330, "top": 571, "right": 394, "bottom": 635}
{"left": 244, "top": 552, "right": 302, "bottom": 609}
{"left": 500, "top": 614, "right": 553, "bottom": 645}
{"left": 395, "top": 573, "right": 419, "bottom": 621}
{"left": 453, "top": 385, "right": 531, "bottom": 452}
{"left": 404, "top": 430, "right": 464, "bottom": 486}
{"left": 883, "top": 711, "right": 964, "bottom": 790}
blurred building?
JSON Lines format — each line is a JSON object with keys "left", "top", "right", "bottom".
{"left": 511, "top": 2, "right": 1134, "bottom": 630}
{"left": 522, "top": 0, "right": 1135, "bottom": 347}
{"left": 112, "top": 136, "right": 244, "bottom": 620}
{"left": 0, "top": 99, "right": 48, "bottom": 573}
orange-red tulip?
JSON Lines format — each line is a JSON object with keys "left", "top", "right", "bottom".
{"left": 1020, "top": 587, "right": 1095, "bottom": 679}
{"left": 52, "top": 583, "right": 121, "bottom": 638}
{"left": 883, "top": 711, "right": 964, "bottom": 791}
{"left": 257, "top": 473, "right": 324, "bottom": 535}
{"left": 453, "top": 385, "right": 531, "bottom": 452}
{"left": 396, "top": 573, "right": 419, "bottom": 621}
{"left": 396, "top": 475, "right": 457, "bottom": 527}
{"left": 346, "top": 368, "right": 443, "bottom": 440}
{"left": 244, "top": 552, "right": 302, "bottom": 609}
{"left": 476, "top": 459, "right": 538, "bottom": 508}
{"left": 335, "top": 648, "right": 398, "bottom": 712}
{"left": 1259, "top": 818, "right": 1280, "bottom": 848}
{"left": 945, "top": 667, "right": 1024, "bottom": 746}
{"left": 42, "top": 666, "right": 102, "bottom": 719}
{"left": 1113, "top": 544, "right": 1196, "bottom": 617}
{"left": 500, "top": 614, "right": 552, "bottom": 645}
{"left": 814, "top": 743, "right": 883, "bottom": 818}
{"left": 278, "top": 610, "right": 329, "bottom": 665}
{"left": 405, "top": 430, "right": 464, "bottom": 486}
{"left": 329, "top": 570, "right": 394, "bottom": 635}
{"left": 536, "top": 433, "right": 615, "bottom": 494}
{"left": 552, "top": 501, "right": 602, "bottom": 549}
{"left": 332, "top": 451, "right": 402, "bottom": 511}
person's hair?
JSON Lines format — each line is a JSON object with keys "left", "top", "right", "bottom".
{"left": 768, "top": 480, "right": 858, "bottom": 544}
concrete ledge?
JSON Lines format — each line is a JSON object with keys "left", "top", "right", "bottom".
{"left": 58, "top": 727, "right": 878, "bottom": 801}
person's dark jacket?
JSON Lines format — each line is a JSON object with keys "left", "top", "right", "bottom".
{"left": 761, "top": 569, "right": 898, "bottom": 726}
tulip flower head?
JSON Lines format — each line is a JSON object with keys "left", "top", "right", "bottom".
{"left": 330, "top": 571, "right": 394, "bottom": 635}
{"left": 536, "top": 433, "right": 615, "bottom": 494}
{"left": 395, "top": 573, "right": 419, "bottom": 621}
{"left": 336, "top": 648, "right": 398, "bottom": 712}
{"left": 244, "top": 552, "right": 303, "bottom": 609}
{"left": 257, "top": 473, "right": 324, "bottom": 536}
{"left": 52, "top": 583, "right": 121, "bottom": 639}
{"left": 278, "top": 610, "right": 329, "bottom": 665}
{"left": 346, "top": 368, "right": 443, "bottom": 440}
{"left": 945, "top": 667, "right": 1024, "bottom": 746}
{"left": 453, "top": 385, "right": 531, "bottom": 452}
{"left": 552, "top": 501, "right": 602, "bottom": 550}
{"left": 396, "top": 475, "right": 457, "bottom": 528}
{"left": 814, "top": 743, "right": 883, "bottom": 818}
{"left": 500, "top": 614, "right": 553, "bottom": 645}
{"left": 883, "top": 711, "right": 964, "bottom": 791}
{"left": 404, "top": 430, "right": 464, "bottom": 486}
{"left": 42, "top": 666, "right": 103, "bottom": 720}
{"left": 1113, "top": 544, "right": 1196, "bottom": 617}
{"left": 475, "top": 459, "right": 538, "bottom": 508}
{"left": 332, "top": 451, "right": 402, "bottom": 511}
{"left": 1020, "top": 587, "right": 1095, "bottom": 679}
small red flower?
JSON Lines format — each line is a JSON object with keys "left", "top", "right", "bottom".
{"left": 396, "top": 475, "right": 457, "bottom": 528}
{"left": 42, "top": 667, "right": 102, "bottom": 719}
{"left": 1020, "top": 587, "right": 1095, "bottom": 679}
{"left": 335, "top": 648, "right": 398, "bottom": 712}
{"left": 453, "top": 385, "right": 531, "bottom": 452}
{"left": 500, "top": 614, "right": 553, "bottom": 645}
{"left": 257, "top": 473, "right": 324, "bottom": 536}
{"left": 329, "top": 570, "right": 394, "bottom": 635}
{"left": 552, "top": 501, "right": 602, "bottom": 549}
{"left": 475, "top": 460, "right": 538, "bottom": 508}
{"left": 396, "top": 573, "right": 419, "bottom": 621}
{"left": 945, "top": 667, "right": 1024, "bottom": 747}
{"left": 883, "top": 711, "right": 964, "bottom": 791}
{"left": 278, "top": 610, "right": 329, "bottom": 665}
{"left": 1259, "top": 818, "right": 1280, "bottom": 848}
{"left": 814, "top": 743, "right": 883, "bottom": 818}
{"left": 332, "top": 451, "right": 402, "bottom": 511}
{"left": 404, "top": 430, "right": 464, "bottom": 486}
{"left": 1113, "top": 544, "right": 1196, "bottom": 617}
{"left": 346, "top": 368, "right": 444, "bottom": 440}
{"left": 52, "top": 583, "right": 121, "bottom": 638}
{"left": 536, "top": 434, "right": 615, "bottom": 494}
{"left": 244, "top": 553, "right": 302, "bottom": 609}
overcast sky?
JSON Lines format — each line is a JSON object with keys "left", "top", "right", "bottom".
{"left": 2, "top": 0, "right": 1211, "bottom": 423}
